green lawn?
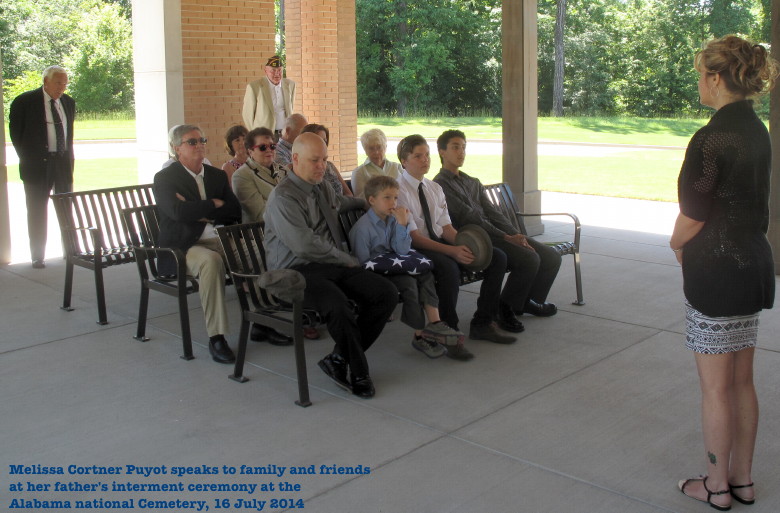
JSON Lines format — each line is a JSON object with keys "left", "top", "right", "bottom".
{"left": 6, "top": 158, "right": 139, "bottom": 191}
{"left": 5, "top": 114, "right": 697, "bottom": 202}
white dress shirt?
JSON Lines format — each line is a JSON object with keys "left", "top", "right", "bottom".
{"left": 397, "top": 170, "right": 454, "bottom": 239}
{"left": 43, "top": 89, "right": 68, "bottom": 153}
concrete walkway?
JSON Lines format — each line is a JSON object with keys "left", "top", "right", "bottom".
{"left": 1, "top": 191, "right": 778, "bottom": 513}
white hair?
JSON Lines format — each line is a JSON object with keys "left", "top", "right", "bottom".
{"left": 360, "top": 128, "right": 387, "bottom": 151}
{"left": 42, "top": 65, "right": 67, "bottom": 82}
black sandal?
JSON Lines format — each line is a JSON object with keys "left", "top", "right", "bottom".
{"left": 729, "top": 482, "right": 755, "bottom": 505}
{"left": 678, "top": 476, "right": 731, "bottom": 511}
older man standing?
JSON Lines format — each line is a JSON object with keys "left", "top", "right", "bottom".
{"left": 242, "top": 55, "right": 295, "bottom": 138}
{"left": 264, "top": 133, "right": 397, "bottom": 399}
{"left": 153, "top": 125, "right": 242, "bottom": 365}
{"left": 273, "top": 113, "right": 307, "bottom": 168}
{"left": 9, "top": 65, "right": 75, "bottom": 269}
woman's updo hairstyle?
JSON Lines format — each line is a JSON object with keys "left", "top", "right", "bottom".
{"left": 694, "top": 35, "right": 779, "bottom": 97}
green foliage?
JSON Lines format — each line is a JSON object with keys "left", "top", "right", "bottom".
{"left": 65, "top": 1, "right": 134, "bottom": 112}
{"left": 2, "top": 70, "right": 41, "bottom": 121}
{"left": 0, "top": 0, "right": 133, "bottom": 115}
{"left": 356, "top": 0, "right": 501, "bottom": 116}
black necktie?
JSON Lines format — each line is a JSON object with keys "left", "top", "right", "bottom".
{"left": 314, "top": 185, "right": 347, "bottom": 251}
{"left": 50, "top": 99, "right": 66, "bottom": 156}
{"left": 418, "top": 182, "right": 440, "bottom": 242}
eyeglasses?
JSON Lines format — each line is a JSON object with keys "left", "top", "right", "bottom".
{"left": 183, "top": 137, "right": 208, "bottom": 146}
{"left": 252, "top": 143, "right": 277, "bottom": 151}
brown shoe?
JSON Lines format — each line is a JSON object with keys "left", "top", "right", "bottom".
{"left": 469, "top": 322, "right": 516, "bottom": 344}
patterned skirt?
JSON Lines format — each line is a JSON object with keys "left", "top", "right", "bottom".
{"left": 685, "top": 302, "right": 760, "bottom": 354}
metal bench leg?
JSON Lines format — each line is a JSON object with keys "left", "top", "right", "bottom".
{"left": 134, "top": 285, "right": 150, "bottom": 342}
{"left": 292, "top": 300, "right": 311, "bottom": 407}
{"left": 229, "top": 320, "right": 251, "bottom": 383}
{"left": 572, "top": 250, "right": 585, "bottom": 306}
{"left": 61, "top": 261, "right": 75, "bottom": 312}
{"left": 177, "top": 292, "right": 194, "bottom": 361}
{"left": 94, "top": 264, "right": 108, "bottom": 325}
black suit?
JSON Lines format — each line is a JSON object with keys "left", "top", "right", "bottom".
{"left": 153, "top": 161, "right": 241, "bottom": 276}
{"left": 9, "top": 87, "right": 76, "bottom": 261}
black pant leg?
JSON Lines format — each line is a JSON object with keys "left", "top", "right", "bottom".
{"left": 472, "top": 247, "right": 508, "bottom": 325}
{"left": 525, "top": 237, "right": 561, "bottom": 303}
{"left": 419, "top": 249, "right": 461, "bottom": 330}
{"left": 338, "top": 269, "right": 398, "bottom": 352}
{"left": 23, "top": 179, "right": 52, "bottom": 261}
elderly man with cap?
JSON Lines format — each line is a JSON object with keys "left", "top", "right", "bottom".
{"left": 242, "top": 55, "right": 296, "bottom": 139}
{"left": 433, "top": 129, "right": 561, "bottom": 332}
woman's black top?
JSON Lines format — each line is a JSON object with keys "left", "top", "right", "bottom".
{"left": 678, "top": 100, "right": 775, "bottom": 317}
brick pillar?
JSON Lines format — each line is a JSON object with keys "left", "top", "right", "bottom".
{"left": 285, "top": 0, "right": 358, "bottom": 174}
{"left": 180, "top": 0, "right": 276, "bottom": 167}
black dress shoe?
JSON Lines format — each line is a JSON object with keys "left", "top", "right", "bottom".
{"left": 32, "top": 260, "right": 46, "bottom": 269}
{"left": 351, "top": 375, "right": 375, "bottom": 399}
{"left": 524, "top": 300, "right": 558, "bottom": 317}
{"left": 497, "top": 302, "right": 525, "bottom": 333}
{"left": 250, "top": 324, "right": 293, "bottom": 346}
{"left": 317, "top": 353, "right": 350, "bottom": 391}
{"left": 209, "top": 335, "right": 236, "bottom": 364}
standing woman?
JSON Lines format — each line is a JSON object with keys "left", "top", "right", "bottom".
{"left": 673, "top": 35, "right": 778, "bottom": 511}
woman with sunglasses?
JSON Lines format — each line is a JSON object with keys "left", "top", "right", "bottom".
{"left": 300, "top": 123, "right": 353, "bottom": 197}
{"left": 232, "top": 127, "right": 285, "bottom": 224}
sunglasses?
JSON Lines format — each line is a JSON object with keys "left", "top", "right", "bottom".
{"left": 183, "top": 137, "right": 208, "bottom": 146}
{"left": 252, "top": 143, "right": 277, "bottom": 151}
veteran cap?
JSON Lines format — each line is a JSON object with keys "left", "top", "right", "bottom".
{"left": 265, "top": 55, "right": 283, "bottom": 67}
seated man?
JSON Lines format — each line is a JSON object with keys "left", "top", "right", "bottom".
{"left": 395, "top": 134, "right": 515, "bottom": 345}
{"left": 273, "top": 113, "right": 307, "bottom": 169}
{"left": 433, "top": 130, "right": 561, "bottom": 326}
{"left": 263, "top": 133, "right": 398, "bottom": 399}
{"left": 153, "top": 124, "right": 242, "bottom": 364}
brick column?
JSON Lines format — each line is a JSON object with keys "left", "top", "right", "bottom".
{"left": 285, "top": 0, "right": 358, "bottom": 174}
{"left": 133, "top": 0, "right": 275, "bottom": 182}
{"left": 181, "top": 0, "right": 276, "bottom": 166}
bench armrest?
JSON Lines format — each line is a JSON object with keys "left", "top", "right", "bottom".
{"left": 516, "top": 211, "right": 581, "bottom": 248}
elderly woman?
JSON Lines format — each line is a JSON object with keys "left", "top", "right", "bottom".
{"left": 232, "top": 127, "right": 285, "bottom": 224}
{"left": 300, "top": 123, "right": 353, "bottom": 197}
{"left": 351, "top": 128, "right": 403, "bottom": 198}
{"left": 221, "top": 125, "right": 248, "bottom": 183}
{"left": 672, "top": 35, "right": 777, "bottom": 511}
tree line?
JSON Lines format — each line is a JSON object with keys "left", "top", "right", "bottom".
{"left": 2, "top": 1, "right": 772, "bottom": 119}
{"left": 1, "top": 0, "right": 133, "bottom": 117}
{"left": 357, "top": 0, "right": 773, "bottom": 117}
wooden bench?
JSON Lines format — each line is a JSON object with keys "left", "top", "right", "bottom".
{"left": 51, "top": 184, "right": 155, "bottom": 325}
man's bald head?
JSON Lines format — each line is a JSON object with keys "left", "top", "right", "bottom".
{"left": 282, "top": 113, "right": 308, "bottom": 143}
{"left": 292, "top": 132, "right": 328, "bottom": 185}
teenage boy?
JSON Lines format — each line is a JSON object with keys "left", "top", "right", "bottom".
{"left": 434, "top": 130, "right": 561, "bottom": 327}
{"left": 349, "top": 175, "right": 474, "bottom": 361}
{"left": 395, "top": 134, "right": 515, "bottom": 345}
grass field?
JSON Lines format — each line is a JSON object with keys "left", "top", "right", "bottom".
{"left": 5, "top": 114, "right": 698, "bottom": 201}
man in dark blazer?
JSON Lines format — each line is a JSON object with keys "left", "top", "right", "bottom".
{"left": 9, "top": 65, "right": 76, "bottom": 268}
{"left": 154, "top": 124, "right": 242, "bottom": 364}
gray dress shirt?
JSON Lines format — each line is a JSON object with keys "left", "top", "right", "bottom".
{"left": 433, "top": 168, "right": 518, "bottom": 241}
{"left": 264, "top": 171, "right": 366, "bottom": 270}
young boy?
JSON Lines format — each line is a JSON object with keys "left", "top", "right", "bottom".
{"left": 349, "top": 176, "right": 473, "bottom": 361}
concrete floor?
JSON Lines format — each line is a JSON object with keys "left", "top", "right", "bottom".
{"left": 1, "top": 192, "right": 779, "bottom": 513}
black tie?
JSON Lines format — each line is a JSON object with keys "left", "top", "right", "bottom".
{"left": 418, "top": 182, "right": 440, "bottom": 242}
{"left": 314, "top": 185, "right": 347, "bottom": 251}
{"left": 50, "top": 99, "right": 66, "bottom": 156}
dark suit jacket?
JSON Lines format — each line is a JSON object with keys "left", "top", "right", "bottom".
{"left": 153, "top": 161, "right": 242, "bottom": 276}
{"left": 9, "top": 87, "right": 76, "bottom": 183}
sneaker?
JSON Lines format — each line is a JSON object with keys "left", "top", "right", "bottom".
{"left": 411, "top": 335, "right": 446, "bottom": 359}
{"left": 469, "top": 322, "right": 516, "bottom": 344}
{"left": 421, "top": 321, "right": 466, "bottom": 346}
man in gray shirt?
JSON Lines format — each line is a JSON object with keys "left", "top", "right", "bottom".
{"left": 434, "top": 129, "right": 561, "bottom": 330}
{"left": 264, "top": 133, "right": 397, "bottom": 399}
